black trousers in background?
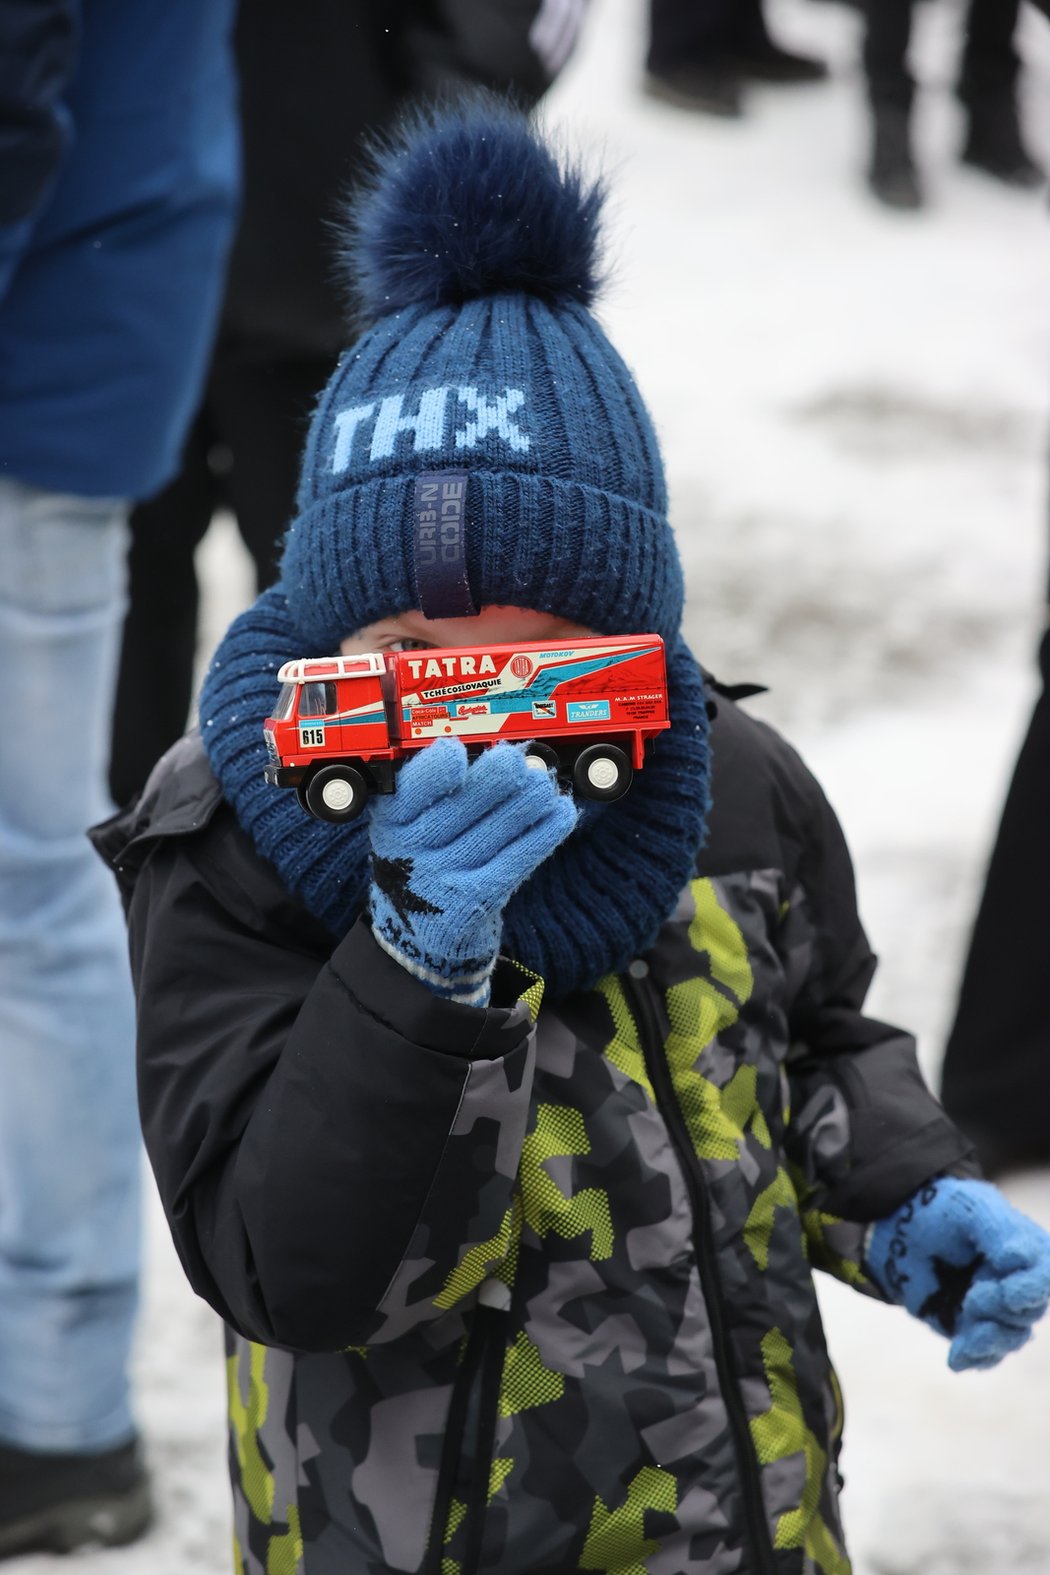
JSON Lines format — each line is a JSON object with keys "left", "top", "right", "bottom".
{"left": 940, "top": 617, "right": 1050, "bottom": 1174}
{"left": 647, "top": 0, "right": 767, "bottom": 72}
{"left": 862, "top": 0, "right": 1021, "bottom": 111}
{"left": 108, "top": 347, "right": 336, "bottom": 808}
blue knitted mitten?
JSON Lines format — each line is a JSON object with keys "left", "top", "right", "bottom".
{"left": 367, "top": 738, "right": 578, "bottom": 1006}
{"left": 866, "top": 1177, "right": 1050, "bottom": 1371}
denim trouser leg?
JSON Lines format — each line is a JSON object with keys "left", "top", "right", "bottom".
{"left": 0, "top": 479, "right": 140, "bottom": 1452}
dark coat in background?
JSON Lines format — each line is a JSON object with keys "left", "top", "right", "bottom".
{"left": 0, "top": 0, "right": 238, "bottom": 498}
{"left": 109, "top": 0, "right": 586, "bottom": 806}
{"left": 224, "top": 0, "right": 573, "bottom": 362}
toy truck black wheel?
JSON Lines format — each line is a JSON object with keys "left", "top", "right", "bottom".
{"left": 304, "top": 764, "right": 369, "bottom": 824}
{"left": 572, "top": 743, "right": 632, "bottom": 802}
{"left": 524, "top": 741, "right": 560, "bottom": 772}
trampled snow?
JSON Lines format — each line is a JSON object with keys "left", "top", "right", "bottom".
{"left": 14, "top": 1, "right": 1050, "bottom": 1568}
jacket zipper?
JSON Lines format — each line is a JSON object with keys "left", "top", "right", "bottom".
{"left": 424, "top": 1301, "right": 504, "bottom": 1575}
{"left": 460, "top": 1298, "right": 505, "bottom": 1575}
{"left": 623, "top": 971, "right": 779, "bottom": 1575}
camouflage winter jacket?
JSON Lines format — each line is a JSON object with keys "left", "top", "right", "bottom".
{"left": 95, "top": 689, "right": 976, "bottom": 1575}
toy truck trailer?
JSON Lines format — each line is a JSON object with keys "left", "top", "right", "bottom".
{"left": 263, "top": 633, "right": 670, "bottom": 823}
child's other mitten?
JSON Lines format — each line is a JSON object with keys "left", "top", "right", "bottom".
{"left": 367, "top": 737, "right": 577, "bottom": 1006}
{"left": 866, "top": 1177, "right": 1050, "bottom": 1371}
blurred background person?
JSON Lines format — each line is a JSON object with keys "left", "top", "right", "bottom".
{"left": 108, "top": 0, "right": 587, "bottom": 811}
{"left": 0, "top": 0, "right": 237, "bottom": 1556}
{"left": 862, "top": 0, "right": 1044, "bottom": 208}
{"left": 940, "top": 603, "right": 1050, "bottom": 1178}
{"left": 938, "top": 57, "right": 1050, "bottom": 1155}
{"left": 935, "top": 0, "right": 1050, "bottom": 1184}
{"left": 644, "top": 0, "right": 828, "bottom": 119}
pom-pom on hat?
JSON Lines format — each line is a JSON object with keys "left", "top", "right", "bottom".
{"left": 279, "top": 99, "right": 684, "bottom": 650}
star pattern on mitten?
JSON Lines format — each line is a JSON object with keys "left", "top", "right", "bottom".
{"left": 371, "top": 854, "right": 443, "bottom": 930}
{"left": 918, "top": 1252, "right": 984, "bottom": 1336}
{"left": 868, "top": 1177, "right": 1050, "bottom": 1371}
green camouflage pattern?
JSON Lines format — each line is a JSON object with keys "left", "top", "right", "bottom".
{"left": 226, "top": 872, "right": 884, "bottom": 1574}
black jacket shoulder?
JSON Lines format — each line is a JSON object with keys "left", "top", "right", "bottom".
{"left": 91, "top": 730, "right": 331, "bottom": 949}
{"left": 701, "top": 678, "right": 838, "bottom": 892}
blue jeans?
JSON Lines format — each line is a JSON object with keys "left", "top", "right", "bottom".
{"left": 0, "top": 480, "right": 140, "bottom": 1452}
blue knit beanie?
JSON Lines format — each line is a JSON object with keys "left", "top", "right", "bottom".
{"left": 278, "top": 99, "right": 684, "bottom": 649}
{"left": 200, "top": 102, "right": 711, "bottom": 996}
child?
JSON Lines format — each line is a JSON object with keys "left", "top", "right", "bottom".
{"left": 95, "top": 104, "right": 1050, "bottom": 1575}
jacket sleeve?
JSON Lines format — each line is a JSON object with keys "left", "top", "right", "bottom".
{"left": 127, "top": 812, "right": 539, "bottom": 1352}
{"left": 776, "top": 771, "right": 978, "bottom": 1284}
{"left": 403, "top": 0, "right": 587, "bottom": 105}
{"left": 0, "top": 0, "right": 77, "bottom": 296}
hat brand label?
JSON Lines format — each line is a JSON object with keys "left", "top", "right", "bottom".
{"left": 331, "top": 385, "right": 530, "bottom": 472}
{"left": 413, "top": 471, "right": 477, "bottom": 619}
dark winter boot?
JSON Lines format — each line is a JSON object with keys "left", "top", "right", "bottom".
{"left": 0, "top": 1437, "right": 152, "bottom": 1558}
{"left": 961, "top": 96, "right": 1044, "bottom": 188}
{"left": 722, "top": 0, "right": 828, "bottom": 83}
{"left": 868, "top": 105, "right": 923, "bottom": 210}
{"left": 643, "top": 62, "right": 743, "bottom": 119}
{"left": 726, "top": 37, "right": 828, "bottom": 84}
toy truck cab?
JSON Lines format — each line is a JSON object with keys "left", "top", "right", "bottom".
{"left": 263, "top": 652, "right": 397, "bottom": 821}
{"left": 264, "top": 634, "right": 671, "bottom": 823}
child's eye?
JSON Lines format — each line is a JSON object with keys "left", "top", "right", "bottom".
{"left": 388, "top": 638, "right": 435, "bottom": 651}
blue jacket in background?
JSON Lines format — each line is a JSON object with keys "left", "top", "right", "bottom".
{"left": 0, "top": 0, "right": 239, "bottom": 499}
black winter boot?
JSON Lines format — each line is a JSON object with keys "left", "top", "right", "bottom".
{"left": 961, "top": 96, "right": 1044, "bottom": 188}
{"left": 722, "top": 0, "right": 828, "bottom": 83}
{"left": 0, "top": 1437, "right": 151, "bottom": 1558}
{"left": 726, "top": 37, "right": 828, "bottom": 84}
{"left": 868, "top": 105, "right": 923, "bottom": 210}
{"left": 643, "top": 62, "right": 743, "bottom": 119}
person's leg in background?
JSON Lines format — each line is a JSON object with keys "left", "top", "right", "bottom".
{"left": 646, "top": 0, "right": 743, "bottom": 116}
{"left": 207, "top": 349, "right": 339, "bottom": 592}
{"left": 109, "top": 350, "right": 336, "bottom": 811}
{"left": 941, "top": 613, "right": 1050, "bottom": 1177}
{"left": 722, "top": 0, "right": 828, "bottom": 83}
{"left": 645, "top": 0, "right": 826, "bottom": 119}
{"left": 861, "top": 0, "right": 924, "bottom": 208}
{"left": 0, "top": 481, "right": 150, "bottom": 1556}
{"left": 958, "top": 0, "right": 1043, "bottom": 187}
{"left": 109, "top": 409, "right": 219, "bottom": 808}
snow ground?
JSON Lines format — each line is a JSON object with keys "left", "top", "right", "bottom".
{"left": 14, "top": 2, "right": 1050, "bottom": 1569}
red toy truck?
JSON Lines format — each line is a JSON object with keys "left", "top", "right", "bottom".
{"left": 263, "top": 634, "right": 670, "bottom": 823}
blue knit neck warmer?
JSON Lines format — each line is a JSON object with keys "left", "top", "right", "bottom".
{"left": 199, "top": 587, "right": 710, "bottom": 999}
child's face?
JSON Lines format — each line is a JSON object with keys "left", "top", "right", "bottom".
{"left": 340, "top": 606, "right": 594, "bottom": 655}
